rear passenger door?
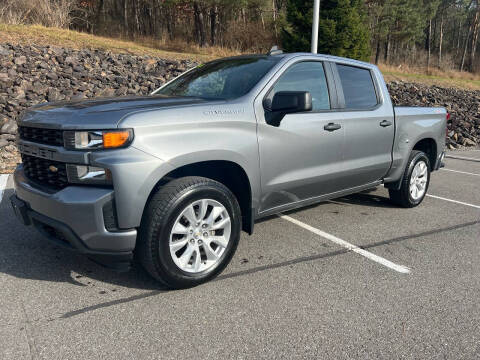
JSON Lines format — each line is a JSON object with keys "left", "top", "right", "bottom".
{"left": 333, "top": 63, "right": 395, "bottom": 189}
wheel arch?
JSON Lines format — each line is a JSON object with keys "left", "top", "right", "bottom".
{"left": 412, "top": 137, "right": 437, "bottom": 170}
{"left": 143, "top": 160, "right": 255, "bottom": 235}
{"left": 385, "top": 137, "right": 438, "bottom": 190}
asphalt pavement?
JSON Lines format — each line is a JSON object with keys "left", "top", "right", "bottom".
{"left": 0, "top": 150, "right": 479, "bottom": 359}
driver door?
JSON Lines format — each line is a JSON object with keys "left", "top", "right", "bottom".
{"left": 255, "top": 60, "right": 346, "bottom": 214}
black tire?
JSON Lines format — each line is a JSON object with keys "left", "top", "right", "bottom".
{"left": 137, "top": 176, "right": 241, "bottom": 289}
{"left": 389, "top": 150, "right": 431, "bottom": 208}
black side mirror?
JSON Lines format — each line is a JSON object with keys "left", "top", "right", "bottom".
{"left": 270, "top": 91, "right": 312, "bottom": 113}
{"left": 263, "top": 91, "right": 312, "bottom": 126}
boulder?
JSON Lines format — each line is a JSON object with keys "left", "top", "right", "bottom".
{"left": 14, "top": 55, "right": 27, "bottom": 66}
{"left": 1, "top": 120, "right": 17, "bottom": 135}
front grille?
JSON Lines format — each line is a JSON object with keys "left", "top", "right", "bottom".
{"left": 19, "top": 126, "right": 64, "bottom": 147}
{"left": 21, "top": 154, "right": 68, "bottom": 189}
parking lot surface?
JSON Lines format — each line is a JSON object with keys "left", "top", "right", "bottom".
{"left": 1, "top": 151, "right": 479, "bottom": 359}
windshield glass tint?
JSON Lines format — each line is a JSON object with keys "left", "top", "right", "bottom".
{"left": 157, "top": 57, "right": 280, "bottom": 100}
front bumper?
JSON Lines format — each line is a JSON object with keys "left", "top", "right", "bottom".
{"left": 12, "top": 166, "right": 137, "bottom": 270}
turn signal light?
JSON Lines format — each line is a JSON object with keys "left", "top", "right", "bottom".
{"left": 103, "top": 131, "right": 131, "bottom": 148}
{"left": 64, "top": 129, "right": 133, "bottom": 150}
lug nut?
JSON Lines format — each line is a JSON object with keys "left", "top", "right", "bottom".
{"left": 202, "top": 224, "right": 208, "bottom": 229}
{"left": 190, "top": 239, "right": 195, "bottom": 243}
{"left": 198, "top": 239, "right": 203, "bottom": 244}
{"left": 203, "top": 232, "right": 208, "bottom": 237}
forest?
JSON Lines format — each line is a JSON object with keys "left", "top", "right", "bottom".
{"left": 1, "top": 0, "right": 480, "bottom": 72}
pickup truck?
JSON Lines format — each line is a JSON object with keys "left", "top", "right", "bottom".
{"left": 10, "top": 50, "right": 447, "bottom": 288}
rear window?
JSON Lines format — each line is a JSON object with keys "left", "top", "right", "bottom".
{"left": 337, "top": 64, "right": 378, "bottom": 109}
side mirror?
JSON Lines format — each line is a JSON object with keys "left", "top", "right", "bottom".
{"left": 263, "top": 91, "right": 312, "bottom": 126}
{"left": 270, "top": 91, "right": 312, "bottom": 113}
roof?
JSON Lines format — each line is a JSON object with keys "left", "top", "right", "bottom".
{"left": 213, "top": 52, "right": 374, "bottom": 69}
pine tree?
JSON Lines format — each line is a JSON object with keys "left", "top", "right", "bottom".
{"left": 281, "top": 0, "right": 371, "bottom": 61}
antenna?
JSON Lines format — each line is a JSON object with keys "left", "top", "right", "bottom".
{"left": 268, "top": 46, "right": 283, "bottom": 56}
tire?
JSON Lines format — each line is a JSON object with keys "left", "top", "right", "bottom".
{"left": 137, "top": 176, "right": 241, "bottom": 289}
{"left": 389, "top": 150, "right": 431, "bottom": 208}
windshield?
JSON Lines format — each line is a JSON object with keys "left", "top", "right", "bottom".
{"left": 156, "top": 57, "right": 281, "bottom": 100}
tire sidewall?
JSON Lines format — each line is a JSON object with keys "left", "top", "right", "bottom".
{"left": 405, "top": 152, "right": 430, "bottom": 206}
{"left": 152, "top": 184, "right": 241, "bottom": 286}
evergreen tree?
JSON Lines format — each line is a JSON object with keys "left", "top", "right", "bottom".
{"left": 281, "top": 0, "right": 371, "bottom": 61}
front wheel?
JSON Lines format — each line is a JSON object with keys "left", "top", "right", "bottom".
{"left": 137, "top": 176, "right": 241, "bottom": 289}
{"left": 389, "top": 150, "right": 431, "bottom": 208}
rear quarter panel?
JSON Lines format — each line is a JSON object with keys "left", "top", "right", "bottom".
{"left": 385, "top": 106, "right": 447, "bottom": 183}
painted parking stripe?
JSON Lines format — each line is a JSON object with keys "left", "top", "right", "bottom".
{"left": 426, "top": 194, "right": 480, "bottom": 209}
{"left": 0, "top": 174, "right": 9, "bottom": 203}
{"left": 441, "top": 168, "right": 480, "bottom": 177}
{"left": 446, "top": 155, "right": 480, "bottom": 162}
{"left": 279, "top": 214, "right": 411, "bottom": 274}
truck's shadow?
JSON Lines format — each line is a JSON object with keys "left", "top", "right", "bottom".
{"left": 0, "top": 188, "right": 165, "bottom": 291}
{"left": 0, "top": 187, "right": 393, "bottom": 291}
{"left": 334, "top": 190, "right": 396, "bottom": 208}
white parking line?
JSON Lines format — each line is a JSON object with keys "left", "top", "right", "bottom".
{"left": 0, "top": 174, "right": 9, "bottom": 203}
{"left": 446, "top": 155, "right": 480, "bottom": 162}
{"left": 426, "top": 194, "right": 480, "bottom": 209}
{"left": 279, "top": 214, "right": 411, "bottom": 274}
{"left": 441, "top": 168, "right": 480, "bottom": 177}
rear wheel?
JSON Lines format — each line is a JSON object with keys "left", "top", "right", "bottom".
{"left": 137, "top": 176, "right": 241, "bottom": 289}
{"left": 389, "top": 150, "right": 430, "bottom": 208}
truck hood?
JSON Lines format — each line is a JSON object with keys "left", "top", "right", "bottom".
{"left": 19, "top": 95, "right": 209, "bottom": 129}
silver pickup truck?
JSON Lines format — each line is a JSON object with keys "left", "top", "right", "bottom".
{"left": 10, "top": 51, "right": 447, "bottom": 288}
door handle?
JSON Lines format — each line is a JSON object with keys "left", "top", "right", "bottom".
{"left": 324, "top": 123, "right": 342, "bottom": 132}
{"left": 380, "top": 120, "right": 392, "bottom": 127}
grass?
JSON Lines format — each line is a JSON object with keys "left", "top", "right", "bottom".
{"left": 1, "top": 24, "right": 480, "bottom": 90}
{"left": 0, "top": 23, "right": 238, "bottom": 62}
{"left": 379, "top": 63, "right": 480, "bottom": 91}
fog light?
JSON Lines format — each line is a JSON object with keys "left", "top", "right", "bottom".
{"left": 66, "top": 165, "right": 112, "bottom": 185}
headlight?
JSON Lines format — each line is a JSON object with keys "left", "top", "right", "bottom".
{"left": 64, "top": 129, "right": 133, "bottom": 150}
{"left": 66, "top": 164, "right": 112, "bottom": 185}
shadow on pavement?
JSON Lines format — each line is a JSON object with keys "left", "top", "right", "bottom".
{"left": 0, "top": 188, "right": 165, "bottom": 291}
{"left": 2, "top": 186, "right": 479, "bottom": 319}
{"left": 334, "top": 190, "right": 396, "bottom": 209}
{"left": 61, "top": 219, "right": 479, "bottom": 319}
{"left": 0, "top": 187, "right": 390, "bottom": 294}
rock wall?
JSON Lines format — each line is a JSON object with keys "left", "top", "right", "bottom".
{"left": 0, "top": 43, "right": 196, "bottom": 172}
{"left": 1, "top": 43, "right": 479, "bottom": 172}
{"left": 388, "top": 81, "right": 480, "bottom": 149}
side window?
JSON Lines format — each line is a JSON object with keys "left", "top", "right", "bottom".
{"left": 270, "top": 61, "right": 330, "bottom": 111}
{"left": 337, "top": 64, "right": 378, "bottom": 109}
